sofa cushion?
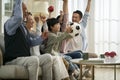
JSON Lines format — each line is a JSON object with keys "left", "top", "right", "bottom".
{"left": 0, "top": 65, "right": 42, "bottom": 79}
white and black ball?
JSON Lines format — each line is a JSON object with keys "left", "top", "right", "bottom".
{"left": 69, "top": 22, "right": 81, "bottom": 37}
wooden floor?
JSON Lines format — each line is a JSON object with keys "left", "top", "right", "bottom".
{"left": 85, "top": 66, "right": 120, "bottom": 80}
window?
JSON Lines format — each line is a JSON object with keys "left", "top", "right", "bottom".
{"left": 0, "top": 0, "right": 15, "bottom": 33}
{"left": 94, "top": 0, "right": 120, "bottom": 55}
{"left": 4, "top": 0, "right": 15, "bottom": 16}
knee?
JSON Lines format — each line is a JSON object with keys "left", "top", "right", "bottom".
{"left": 43, "top": 54, "right": 53, "bottom": 62}
{"left": 28, "top": 56, "right": 39, "bottom": 66}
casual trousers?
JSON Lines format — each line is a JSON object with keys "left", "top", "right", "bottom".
{"left": 38, "top": 54, "right": 69, "bottom": 80}
{"left": 6, "top": 54, "right": 69, "bottom": 80}
{"left": 52, "top": 56, "right": 69, "bottom": 80}
{"left": 7, "top": 54, "right": 53, "bottom": 80}
{"left": 6, "top": 56, "right": 39, "bottom": 80}
{"left": 6, "top": 54, "right": 53, "bottom": 80}
{"left": 65, "top": 50, "right": 83, "bottom": 59}
{"left": 61, "top": 54, "right": 79, "bottom": 75}
{"left": 38, "top": 54, "right": 53, "bottom": 80}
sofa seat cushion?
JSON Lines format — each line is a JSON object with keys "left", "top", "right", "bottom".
{"left": 0, "top": 65, "right": 42, "bottom": 79}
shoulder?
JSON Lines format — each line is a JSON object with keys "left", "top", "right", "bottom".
{"left": 84, "top": 12, "right": 89, "bottom": 16}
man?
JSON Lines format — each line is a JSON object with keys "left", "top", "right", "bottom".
{"left": 4, "top": 0, "right": 69, "bottom": 80}
{"left": 65, "top": 0, "right": 97, "bottom": 58}
{"left": 64, "top": 0, "right": 98, "bottom": 78}
{"left": 71, "top": 0, "right": 91, "bottom": 51}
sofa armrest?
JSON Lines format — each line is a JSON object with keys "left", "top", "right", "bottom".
{"left": 0, "top": 48, "right": 3, "bottom": 66}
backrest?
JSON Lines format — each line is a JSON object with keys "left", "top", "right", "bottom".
{"left": 0, "top": 33, "right": 5, "bottom": 54}
{"left": 0, "top": 33, "right": 4, "bottom": 65}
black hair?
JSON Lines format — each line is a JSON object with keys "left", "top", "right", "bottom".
{"left": 73, "top": 10, "right": 83, "bottom": 18}
{"left": 47, "top": 18, "right": 59, "bottom": 32}
{"left": 56, "top": 15, "right": 60, "bottom": 20}
{"left": 41, "top": 25, "right": 44, "bottom": 32}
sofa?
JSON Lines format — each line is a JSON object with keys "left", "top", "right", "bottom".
{"left": 0, "top": 34, "right": 42, "bottom": 80}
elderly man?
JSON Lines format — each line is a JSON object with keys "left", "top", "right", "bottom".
{"left": 4, "top": 0, "right": 69, "bottom": 80}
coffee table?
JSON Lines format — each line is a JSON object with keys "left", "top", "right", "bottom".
{"left": 71, "top": 58, "right": 120, "bottom": 80}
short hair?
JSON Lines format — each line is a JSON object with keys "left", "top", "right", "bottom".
{"left": 56, "top": 15, "right": 60, "bottom": 20}
{"left": 47, "top": 18, "right": 59, "bottom": 32}
{"left": 73, "top": 10, "right": 83, "bottom": 18}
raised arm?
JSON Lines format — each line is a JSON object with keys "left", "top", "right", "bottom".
{"left": 61, "top": 0, "right": 69, "bottom": 32}
{"left": 81, "top": 0, "right": 92, "bottom": 28}
{"left": 63, "top": 0, "right": 68, "bottom": 14}
{"left": 34, "top": 16, "right": 42, "bottom": 35}
{"left": 85, "top": 0, "right": 91, "bottom": 12}
{"left": 4, "top": 0, "right": 23, "bottom": 35}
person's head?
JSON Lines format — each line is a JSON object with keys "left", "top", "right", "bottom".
{"left": 72, "top": 10, "right": 83, "bottom": 23}
{"left": 47, "top": 18, "right": 60, "bottom": 33}
{"left": 22, "top": 2, "right": 28, "bottom": 21}
{"left": 26, "top": 12, "right": 34, "bottom": 30}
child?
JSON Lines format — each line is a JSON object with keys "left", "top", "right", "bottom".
{"left": 42, "top": 18, "right": 80, "bottom": 79}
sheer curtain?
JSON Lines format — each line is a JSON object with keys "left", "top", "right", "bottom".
{"left": 94, "top": 0, "right": 120, "bottom": 55}
{"left": 68, "top": 0, "right": 87, "bottom": 21}
{"left": 58, "top": 0, "right": 120, "bottom": 55}
{"left": 57, "top": 0, "right": 87, "bottom": 21}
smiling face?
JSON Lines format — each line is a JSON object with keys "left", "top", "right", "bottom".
{"left": 26, "top": 14, "right": 34, "bottom": 30}
{"left": 72, "top": 13, "right": 81, "bottom": 23}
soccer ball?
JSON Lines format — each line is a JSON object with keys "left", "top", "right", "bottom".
{"left": 69, "top": 22, "right": 81, "bottom": 37}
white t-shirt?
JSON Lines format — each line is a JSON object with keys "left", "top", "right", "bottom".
{"left": 64, "top": 12, "right": 89, "bottom": 52}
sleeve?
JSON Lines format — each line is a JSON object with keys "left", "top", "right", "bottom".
{"left": 36, "top": 23, "right": 42, "bottom": 36}
{"left": 81, "top": 12, "right": 89, "bottom": 28}
{"left": 4, "top": 0, "right": 23, "bottom": 35}
{"left": 58, "top": 32, "right": 72, "bottom": 41}
{"left": 46, "top": 34, "right": 57, "bottom": 45}
{"left": 61, "top": 14, "right": 69, "bottom": 32}
{"left": 47, "top": 32, "right": 72, "bottom": 43}
{"left": 28, "top": 33, "right": 44, "bottom": 47}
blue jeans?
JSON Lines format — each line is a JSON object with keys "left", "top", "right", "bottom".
{"left": 60, "top": 54, "right": 79, "bottom": 75}
{"left": 65, "top": 50, "right": 83, "bottom": 59}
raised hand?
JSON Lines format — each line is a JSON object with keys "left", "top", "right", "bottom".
{"left": 34, "top": 16, "right": 39, "bottom": 23}
{"left": 86, "top": 0, "right": 92, "bottom": 12}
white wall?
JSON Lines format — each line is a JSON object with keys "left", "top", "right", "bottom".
{"left": 23, "top": 0, "right": 59, "bottom": 17}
